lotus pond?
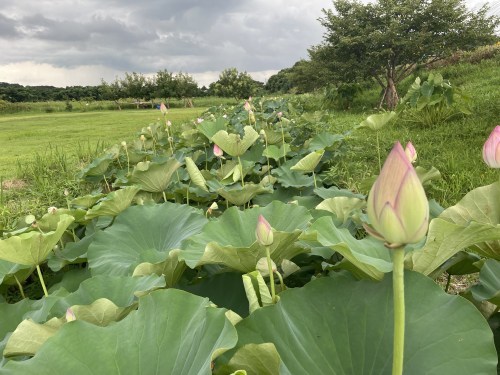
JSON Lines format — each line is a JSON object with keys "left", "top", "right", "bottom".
{"left": 0, "top": 97, "right": 498, "bottom": 374}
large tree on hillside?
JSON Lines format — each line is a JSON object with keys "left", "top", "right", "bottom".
{"left": 317, "top": 0, "right": 499, "bottom": 109}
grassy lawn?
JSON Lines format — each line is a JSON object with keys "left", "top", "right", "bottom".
{"left": 0, "top": 108, "right": 203, "bottom": 179}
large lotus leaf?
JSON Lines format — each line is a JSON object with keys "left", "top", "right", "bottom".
{"left": 307, "top": 132, "right": 344, "bottom": 151}
{"left": 211, "top": 126, "right": 259, "bottom": 157}
{"left": 133, "top": 249, "right": 185, "bottom": 287}
{"left": 225, "top": 271, "right": 497, "bottom": 374}
{"left": 0, "top": 260, "right": 31, "bottom": 285}
{"left": 314, "top": 186, "right": 365, "bottom": 200}
{"left": 408, "top": 218, "right": 500, "bottom": 275}
{"left": 185, "top": 156, "right": 208, "bottom": 191}
{"left": 273, "top": 159, "right": 314, "bottom": 188}
{"left": 438, "top": 182, "right": 500, "bottom": 259}
{"left": 359, "top": 111, "right": 397, "bottom": 130}
{"left": 262, "top": 144, "right": 291, "bottom": 162}
{"left": 27, "top": 274, "right": 165, "bottom": 322}
{"left": 181, "top": 201, "right": 312, "bottom": 273}
{"left": 290, "top": 149, "right": 324, "bottom": 173}
{"left": 198, "top": 118, "right": 227, "bottom": 140}
{"left": 129, "top": 158, "right": 181, "bottom": 192}
{"left": 2, "top": 289, "right": 238, "bottom": 375}
{"left": 76, "top": 155, "right": 113, "bottom": 180}
{"left": 215, "top": 183, "right": 273, "bottom": 206}
{"left": 472, "top": 259, "right": 500, "bottom": 306}
{"left": 216, "top": 343, "right": 281, "bottom": 375}
{"left": 85, "top": 186, "right": 140, "bottom": 220}
{"left": 0, "top": 215, "right": 74, "bottom": 266}
{"left": 303, "top": 216, "right": 392, "bottom": 280}
{"left": 315, "top": 197, "right": 366, "bottom": 225}
{"left": 0, "top": 299, "right": 36, "bottom": 341}
{"left": 70, "top": 193, "right": 107, "bottom": 209}
{"left": 262, "top": 129, "right": 283, "bottom": 145}
{"left": 88, "top": 203, "right": 207, "bottom": 277}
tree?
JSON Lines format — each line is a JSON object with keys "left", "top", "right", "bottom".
{"left": 120, "top": 72, "right": 154, "bottom": 105}
{"left": 317, "top": 0, "right": 499, "bottom": 109}
{"left": 265, "top": 68, "right": 293, "bottom": 93}
{"left": 172, "top": 72, "right": 200, "bottom": 107}
{"left": 211, "top": 68, "right": 263, "bottom": 99}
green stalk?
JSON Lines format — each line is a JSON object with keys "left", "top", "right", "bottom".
{"left": 265, "top": 245, "right": 277, "bottom": 303}
{"left": 275, "top": 270, "right": 285, "bottom": 292}
{"left": 13, "top": 275, "right": 26, "bottom": 299}
{"left": 280, "top": 123, "right": 286, "bottom": 162}
{"left": 392, "top": 247, "right": 405, "bottom": 375}
{"left": 237, "top": 156, "right": 245, "bottom": 187}
{"left": 36, "top": 264, "right": 49, "bottom": 297}
{"left": 313, "top": 170, "right": 317, "bottom": 188}
{"left": 376, "top": 131, "right": 382, "bottom": 172}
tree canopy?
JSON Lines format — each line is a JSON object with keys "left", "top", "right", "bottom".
{"left": 210, "top": 68, "right": 263, "bottom": 99}
{"left": 315, "top": 0, "right": 499, "bottom": 108}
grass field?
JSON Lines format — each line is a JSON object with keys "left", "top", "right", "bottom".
{"left": 0, "top": 108, "right": 203, "bottom": 178}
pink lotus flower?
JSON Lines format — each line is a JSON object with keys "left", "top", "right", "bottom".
{"left": 160, "top": 102, "right": 167, "bottom": 115}
{"left": 213, "top": 144, "right": 223, "bottom": 158}
{"left": 482, "top": 125, "right": 500, "bottom": 168}
{"left": 255, "top": 214, "right": 274, "bottom": 246}
{"left": 243, "top": 101, "right": 251, "bottom": 111}
{"left": 366, "top": 142, "right": 429, "bottom": 246}
{"left": 404, "top": 141, "right": 417, "bottom": 163}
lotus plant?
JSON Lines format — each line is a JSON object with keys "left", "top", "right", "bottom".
{"left": 365, "top": 141, "right": 429, "bottom": 375}
{"left": 255, "top": 214, "right": 277, "bottom": 303}
{"left": 404, "top": 141, "right": 417, "bottom": 163}
{"left": 482, "top": 125, "right": 500, "bottom": 169}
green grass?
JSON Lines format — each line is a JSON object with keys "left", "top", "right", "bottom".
{"left": 0, "top": 108, "right": 203, "bottom": 179}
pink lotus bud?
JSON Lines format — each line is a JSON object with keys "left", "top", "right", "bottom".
{"left": 243, "top": 101, "right": 251, "bottom": 111}
{"left": 277, "top": 112, "right": 283, "bottom": 118}
{"left": 197, "top": 118, "right": 204, "bottom": 124}
{"left": 66, "top": 308, "right": 76, "bottom": 322}
{"left": 404, "top": 141, "right": 417, "bottom": 163}
{"left": 160, "top": 102, "right": 167, "bottom": 115}
{"left": 47, "top": 206, "right": 58, "bottom": 214}
{"left": 366, "top": 142, "right": 429, "bottom": 246}
{"left": 166, "top": 120, "right": 172, "bottom": 127}
{"left": 255, "top": 214, "right": 274, "bottom": 246}
{"left": 213, "top": 144, "right": 223, "bottom": 158}
{"left": 482, "top": 125, "right": 500, "bottom": 168}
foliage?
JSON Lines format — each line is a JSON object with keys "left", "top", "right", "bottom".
{"left": 210, "top": 68, "right": 264, "bottom": 99}
{"left": 315, "top": 0, "right": 499, "bottom": 108}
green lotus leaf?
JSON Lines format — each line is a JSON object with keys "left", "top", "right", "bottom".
{"left": 0, "top": 299, "right": 36, "bottom": 341}
{"left": 302, "top": 216, "right": 392, "bottom": 280}
{"left": 180, "top": 201, "right": 312, "bottom": 273}
{"left": 217, "top": 343, "right": 281, "bottom": 375}
{"left": 133, "top": 249, "right": 185, "bottom": 288}
{"left": 37, "top": 208, "right": 85, "bottom": 231}
{"left": 215, "top": 183, "right": 273, "bottom": 206}
{"left": 471, "top": 259, "right": 500, "bottom": 306}
{"left": 359, "top": 111, "right": 397, "bottom": 130}
{"left": 2, "top": 289, "right": 238, "bottom": 375}
{"left": 290, "top": 149, "right": 324, "bottom": 173}
{"left": 70, "top": 193, "right": 106, "bottom": 209}
{"left": 262, "top": 144, "right": 291, "bottom": 162}
{"left": 0, "top": 260, "right": 32, "bottom": 285}
{"left": 273, "top": 159, "right": 314, "bottom": 188}
{"left": 224, "top": 271, "right": 496, "bottom": 374}
{"left": 262, "top": 129, "right": 283, "bottom": 145}
{"left": 185, "top": 156, "right": 208, "bottom": 191}
{"left": 77, "top": 155, "right": 113, "bottom": 180}
{"left": 315, "top": 197, "right": 366, "bottom": 225}
{"left": 85, "top": 186, "right": 140, "bottom": 220}
{"left": 198, "top": 118, "right": 227, "bottom": 140}
{"left": 415, "top": 165, "right": 441, "bottom": 185}
{"left": 0, "top": 214, "right": 74, "bottom": 266}
{"left": 408, "top": 219, "right": 500, "bottom": 275}
{"left": 242, "top": 271, "right": 273, "bottom": 314}
{"left": 314, "top": 186, "right": 365, "bottom": 200}
{"left": 438, "top": 182, "right": 500, "bottom": 259}
{"left": 129, "top": 157, "right": 181, "bottom": 192}
{"left": 88, "top": 203, "right": 207, "bottom": 278}
{"left": 307, "top": 132, "right": 344, "bottom": 151}
{"left": 211, "top": 126, "right": 259, "bottom": 157}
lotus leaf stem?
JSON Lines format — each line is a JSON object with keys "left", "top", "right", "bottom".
{"left": 392, "top": 246, "right": 405, "bottom": 375}
{"left": 36, "top": 264, "right": 49, "bottom": 297}
{"left": 162, "top": 191, "right": 167, "bottom": 203}
{"left": 376, "top": 131, "right": 382, "bottom": 172}
{"left": 280, "top": 123, "right": 287, "bottom": 162}
{"left": 265, "top": 245, "right": 277, "bottom": 303}
{"left": 237, "top": 156, "right": 245, "bottom": 187}
{"left": 275, "top": 270, "right": 285, "bottom": 292}
{"left": 13, "top": 275, "right": 26, "bottom": 299}
{"left": 313, "top": 170, "right": 317, "bottom": 188}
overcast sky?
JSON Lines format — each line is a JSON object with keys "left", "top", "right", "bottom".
{"left": 0, "top": 0, "right": 496, "bottom": 88}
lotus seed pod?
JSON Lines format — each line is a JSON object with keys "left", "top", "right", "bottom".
{"left": 482, "top": 125, "right": 500, "bottom": 168}
{"left": 255, "top": 214, "right": 274, "bottom": 246}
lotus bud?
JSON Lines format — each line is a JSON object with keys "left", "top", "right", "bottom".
{"left": 366, "top": 142, "right": 429, "bottom": 246}
{"left": 140, "top": 134, "right": 146, "bottom": 142}
{"left": 243, "top": 101, "right": 251, "bottom": 111}
{"left": 213, "top": 144, "right": 223, "bottom": 158}
{"left": 166, "top": 120, "right": 172, "bottom": 127}
{"left": 404, "top": 141, "right": 417, "bottom": 163}
{"left": 255, "top": 214, "right": 274, "bottom": 246}
{"left": 222, "top": 114, "right": 227, "bottom": 118}
{"left": 66, "top": 308, "right": 76, "bottom": 322}
{"left": 63, "top": 189, "right": 69, "bottom": 197}
{"left": 249, "top": 110, "right": 256, "bottom": 124}
{"left": 121, "top": 141, "right": 127, "bottom": 148}
{"left": 207, "top": 202, "right": 218, "bottom": 215}
{"left": 47, "top": 206, "right": 58, "bottom": 214}
{"left": 160, "top": 102, "right": 167, "bottom": 115}
{"left": 147, "top": 126, "right": 152, "bottom": 132}
{"left": 277, "top": 112, "right": 283, "bottom": 118}
{"left": 197, "top": 118, "right": 204, "bottom": 124}
{"left": 482, "top": 125, "right": 500, "bottom": 168}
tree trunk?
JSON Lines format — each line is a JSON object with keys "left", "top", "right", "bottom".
{"left": 385, "top": 76, "right": 399, "bottom": 110}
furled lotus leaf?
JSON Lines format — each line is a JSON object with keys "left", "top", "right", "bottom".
{"left": 88, "top": 203, "right": 207, "bottom": 278}
{"left": 185, "top": 156, "right": 208, "bottom": 191}
{"left": 129, "top": 158, "right": 181, "bottom": 192}
{"left": 220, "top": 272, "right": 497, "bottom": 374}
{"left": 85, "top": 186, "right": 140, "bottom": 220}
{"left": 290, "top": 149, "right": 324, "bottom": 173}
{"left": 77, "top": 155, "right": 113, "bottom": 180}
{"left": 242, "top": 271, "right": 273, "bottom": 314}
{"left": 302, "top": 216, "right": 392, "bottom": 280}
{"left": 307, "top": 132, "right": 344, "bottom": 151}
{"left": 180, "top": 201, "right": 312, "bottom": 273}
{"left": 211, "top": 126, "right": 259, "bottom": 157}
{"left": 262, "top": 129, "right": 283, "bottom": 145}
{"left": 218, "top": 343, "right": 281, "bottom": 375}
{"left": 197, "top": 118, "right": 227, "bottom": 140}
{"left": 70, "top": 193, "right": 106, "bottom": 209}
{"left": 2, "top": 289, "right": 238, "bottom": 375}
{"left": 262, "top": 144, "right": 291, "bottom": 162}
{"left": 133, "top": 249, "right": 186, "bottom": 288}
{"left": 359, "top": 111, "right": 397, "bottom": 130}
{"left": 0, "top": 215, "right": 74, "bottom": 266}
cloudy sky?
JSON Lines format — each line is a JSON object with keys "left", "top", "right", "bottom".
{"left": 0, "top": 0, "right": 495, "bottom": 87}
